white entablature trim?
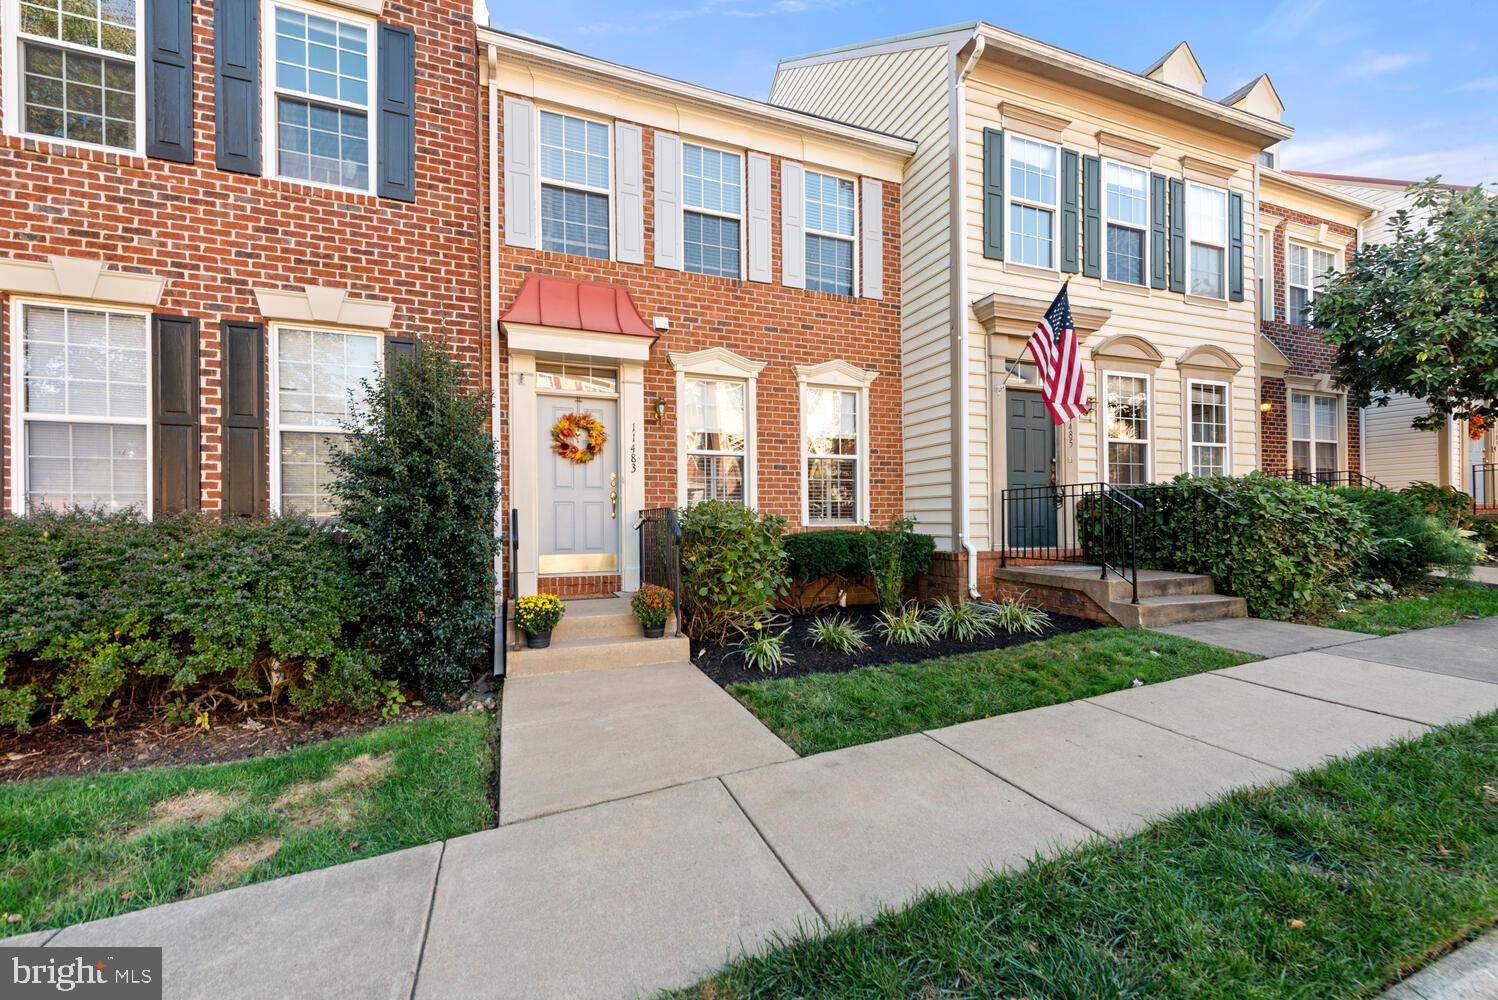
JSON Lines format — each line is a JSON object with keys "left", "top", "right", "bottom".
{"left": 669, "top": 347, "right": 766, "bottom": 378}
{"left": 0, "top": 255, "right": 165, "bottom": 306}
{"left": 254, "top": 285, "right": 397, "bottom": 329}
{"left": 793, "top": 359, "right": 879, "bottom": 387}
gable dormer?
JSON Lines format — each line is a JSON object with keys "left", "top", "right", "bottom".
{"left": 1221, "top": 74, "right": 1285, "bottom": 123}
{"left": 1143, "top": 41, "right": 1206, "bottom": 96}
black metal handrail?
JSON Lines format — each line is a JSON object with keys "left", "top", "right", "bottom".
{"left": 1285, "top": 469, "right": 1384, "bottom": 489}
{"left": 507, "top": 508, "right": 520, "bottom": 652}
{"left": 998, "top": 481, "right": 1140, "bottom": 603}
{"left": 1114, "top": 481, "right": 1239, "bottom": 596}
{"left": 1474, "top": 463, "right": 1497, "bottom": 513}
{"left": 637, "top": 507, "right": 683, "bottom": 636}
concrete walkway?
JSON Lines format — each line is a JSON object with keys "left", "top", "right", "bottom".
{"left": 8, "top": 618, "right": 1498, "bottom": 1000}
{"left": 1381, "top": 929, "right": 1498, "bottom": 999}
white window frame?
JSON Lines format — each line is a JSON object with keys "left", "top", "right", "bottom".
{"left": 1101, "top": 369, "right": 1152, "bottom": 486}
{"left": 795, "top": 360, "right": 876, "bottom": 526}
{"left": 1187, "top": 378, "right": 1231, "bottom": 477}
{"left": 262, "top": 0, "right": 378, "bottom": 195}
{"left": 1102, "top": 158, "right": 1149, "bottom": 286}
{"left": 1005, "top": 134, "right": 1060, "bottom": 270}
{"left": 680, "top": 139, "right": 746, "bottom": 280}
{"left": 1287, "top": 241, "right": 1339, "bottom": 328}
{"left": 670, "top": 348, "right": 762, "bottom": 509}
{"left": 803, "top": 167, "right": 858, "bottom": 296}
{"left": 8, "top": 297, "right": 154, "bottom": 516}
{"left": 267, "top": 322, "right": 383, "bottom": 516}
{"left": 535, "top": 105, "right": 614, "bottom": 261}
{"left": 1257, "top": 228, "right": 1274, "bottom": 322}
{"left": 1186, "top": 181, "right": 1229, "bottom": 299}
{"left": 1290, "top": 389, "right": 1342, "bottom": 481}
{"left": 681, "top": 376, "right": 750, "bottom": 506}
{"left": 2, "top": 0, "right": 146, "bottom": 155}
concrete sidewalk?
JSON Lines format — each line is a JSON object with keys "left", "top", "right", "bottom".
{"left": 8, "top": 618, "right": 1498, "bottom": 1000}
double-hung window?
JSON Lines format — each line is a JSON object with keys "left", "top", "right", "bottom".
{"left": 538, "top": 110, "right": 610, "bottom": 260}
{"left": 1186, "top": 183, "right": 1228, "bottom": 298}
{"left": 273, "top": 326, "right": 379, "bottom": 517}
{"left": 1188, "top": 380, "right": 1229, "bottom": 477}
{"left": 16, "top": 303, "right": 149, "bottom": 512}
{"left": 1104, "top": 373, "right": 1150, "bottom": 485}
{"left": 804, "top": 385, "right": 861, "bottom": 523}
{"left": 1007, "top": 136, "right": 1058, "bottom": 268}
{"left": 1288, "top": 243, "right": 1337, "bottom": 326}
{"left": 682, "top": 144, "right": 742, "bottom": 279}
{"left": 804, "top": 170, "right": 855, "bottom": 295}
{"left": 1104, "top": 161, "right": 1148, "bottom": 285}
{"left": 13, "top": 0, "right": 140, "bottom": 150}
{"left": 683, "top": 377, "right": 747, "bottom": 505}
{"left": 1291, "top": 391, "right": 1340, "bottom": 483}
{"left": 270, "top": 4, "right": 373, "bottom": 191}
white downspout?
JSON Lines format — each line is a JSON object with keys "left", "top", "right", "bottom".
{"left": 487, "top": 43, "right": 505, "bottom": 667}
{"left": 953, "top": 35, "right": 985, "bottom": 599}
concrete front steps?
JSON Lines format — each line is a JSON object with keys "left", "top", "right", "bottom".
{"left": 507, "top": 594, "right": 686, "bottom": 677}
{"left": 995, "top": 563, "right": 1247, "bottom": 628}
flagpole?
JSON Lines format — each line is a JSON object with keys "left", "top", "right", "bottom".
{"left": 1000, "top": 279, "right": 1069, "bottom": 384}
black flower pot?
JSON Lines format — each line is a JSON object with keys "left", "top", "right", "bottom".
{"left": 525, "top": 630, "right": 552, "bottom": 649}
{"left": 643, "top": 623, "right": 665, "bottom": 639}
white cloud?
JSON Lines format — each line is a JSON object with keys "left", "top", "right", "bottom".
{"left": 1455, "top": 75, "right": 1498, "bottom": 93}
{"left": 1282, "top": 131, "right": 1395, "bottom": 170}
{"left": 1339, "top": 50, "right": 1425, "bottom": 80}
{"left": 1286, "top": 131, "right": 1498, "bottom": 188}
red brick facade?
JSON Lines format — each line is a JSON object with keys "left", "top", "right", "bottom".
{"left": 484, "top": 87, "right": 906, "bottom": 592}
{"left": 0, "top": 0, "right": 483, "bottom": 514}
{"left": 1257, "top": 200, "right": 1361, "bottom": 478}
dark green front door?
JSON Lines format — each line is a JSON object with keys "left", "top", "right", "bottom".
{"left": 1006, "top": 390, "right": 1057, "bottom": 548}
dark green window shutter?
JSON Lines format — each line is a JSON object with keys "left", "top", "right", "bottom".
{"left": 1228, "top": 192, "right": 1245, "bottom": 302}
{"left": 1168, "top": 177, "right": 1187, "bottom": 293}
{"left": 982, "top": 128, "right": 1004, "bottom": 261}
{"left": 1081, "top": 155, "right": 1101, "bottom": 278}
{"left": 214, "top": 0, "right": 260, "bottom": 174}
{"left": 1059, "top": 149, "right": 1079, "bottom": 273}
{"left": 377, "top": 24, "right": 417, "bottom": 202}
{"left": 144, "top": 0, "right": 193, "bottom": 162}
{"left": 152, "top": 315, "right": 200, "bottom": 515}
{"left": 221, "top": 321, "right": 266, "bottom": 517}
{"left": 384, "top": 335, "right": 418, "bottom": 371}
{"left": 1149, "top": 172, "right": 1168, "bottom": 289}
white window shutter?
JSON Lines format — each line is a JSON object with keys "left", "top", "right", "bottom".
{"left": 502, "top": 96, "right": 537, "bottom": 249}
{"left": 654, "top": 131, "right": 682, "bottom": 270}
{"left": 746, "top": 151, "right": 772, "bottom": 283}
{"left": 615, "top": 123, "right": 644, "bottom": 264}
{"left": 860, "top": 178, "right": 884, "bottom": 299}
{"left": 781, "top": 160, "right": 805, "bottom": 289}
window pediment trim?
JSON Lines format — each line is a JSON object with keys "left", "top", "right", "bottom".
{"left": 1090, "top": 333, "right": 1164, "bottom": 366}
{"left": 669, "top": 347, "right": 765, "bottom": 378}
{"left": 1180, "top": 155, "right": 1238, "bottom": 184}
{"left": 316, "top": 0, "right": 384, "bottom": 15}
{"left": 1286, "top": 221, "right": 1351, "bottom": 249}
{"left": 1177, "top": 344, "right": 1242, "bottom": 373}
{"left": 793, "top": 359, "right": 879, "bottom": 387}
{"left": 1283, "top": 373, "right": 1338, "bottom": 392}
{"left": 254, "top": 285, "right": 396, "bottom": 329}
{"left": 997, "top": 102, "right": 1069, "bottom": 144}
{"left": 0, "top": 256, "right": 165, "bottom": 307}
{"left": 1095, "top": 130, "right": 1158, "bottom": 167}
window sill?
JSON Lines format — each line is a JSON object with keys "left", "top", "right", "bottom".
{"left": 1000, "top": 260, "right": 1061, "bottom": 280}
{"left": 1183, "top": 293, "right": 1232, "bottom": 310}
{"left": 9, "top": 132, "right": 147, "bottom": 165}
{"left": 1099, "top": 277, "right": 1151, "bottom": 297}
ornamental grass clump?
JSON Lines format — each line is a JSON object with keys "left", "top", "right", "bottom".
{"left": 513, "top": 594, "right": 564, "bottom": 637}
{"left": 926, "top": 597, "right": 997, "bottom": 641}
{"left": 875, "top": 603, "right": 939, "bottom": 646}
{"left": 989, "top": 595, "right": 1051, "bottom": 635}
{"left": 737, "top": 619, "right": 793, "bottom": 674}
{"left": 806, "top": 615, "right": 869, "bottom": 655}
{"left": 631, "top": 584, "right": 674, "bottom": 631}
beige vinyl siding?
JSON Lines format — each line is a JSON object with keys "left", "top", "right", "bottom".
{"left": 963, "top": 64, "right": 1262, "bottom": 547}
{"left": 774, "top": 44, "right": 959, "bottom": 546}
{"left": 1312, "top": 179, "right": 1422, "bottom": 246}
{"left": 1362, "top": 394, "right": 1443, "bottom": 488}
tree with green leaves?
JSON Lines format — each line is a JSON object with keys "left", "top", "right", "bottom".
{"left": 330, "top": 340, "right": 498, "bottom": 696}
{"left": 1313, "top": 180, "right": 1496, "bottom": 430}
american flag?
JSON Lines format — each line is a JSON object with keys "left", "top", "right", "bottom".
{"left": 1026, "top": 283, "right": 1087, "bottom": 425}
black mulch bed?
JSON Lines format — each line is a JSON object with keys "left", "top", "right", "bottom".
{"left": 691, "top": 604, "right": 1101, "bottom": 687}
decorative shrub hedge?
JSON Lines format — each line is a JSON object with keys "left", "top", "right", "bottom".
{"left": 679, "top": 501, "right": 789, "bottom": 641}
{"left": 783, "top": 522, "right": 937, "bottom": 610}
{"left": 1333, "top": 487, "right": 1477, "bottom": 588}
{"left": 0, "top": 511, "right": 378, "bottom": 731}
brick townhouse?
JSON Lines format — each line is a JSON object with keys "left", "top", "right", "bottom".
{"left": 478, "top": 30, "right": 914, "bottom": 598}
{"left": 0, "top": 0, "right": 482, "bottom": 517}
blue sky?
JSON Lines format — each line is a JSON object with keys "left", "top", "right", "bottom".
{"left": 486, "top": 0, "right": 1497, "bottom": 186}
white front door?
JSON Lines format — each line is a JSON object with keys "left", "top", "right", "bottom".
{"left": 538, "top": 397, "right": 619, "bottom": 574}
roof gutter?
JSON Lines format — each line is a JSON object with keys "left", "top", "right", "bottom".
{"left": 952, "top": 34, "right": 985, "bottom": 600}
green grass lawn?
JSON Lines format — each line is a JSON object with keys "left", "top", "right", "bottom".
{"left": 0, "top": 712, "right": 493, "bottom": 936}
{"left": 678, "top": 713, "right": 1498, "bottom": 1000}
{"left": 1314, "top": 579, "right": 1498, "bottom": 636}
{"left": 728, "top": 629, "right": 1254, "bottom": 756}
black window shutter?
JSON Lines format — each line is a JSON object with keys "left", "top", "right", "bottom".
{"left": 152, "top": 315, "right": 200, "bottom": 515}
{"left": 144, "top": 0, "right": 194, "bottom": 162}
{"left": 384, "top": 335, "right": 418, "bottom": 371}
{"left": 221, "top": 321, "right": 267, "bottom": 516}
{"left": 1228, "top": 192, "right": 1245, "bottom": 302}
{"left": 1059, "top": 149, "right": 1079, "bottom": 273}
{"left": 1081, "top": 155, "right": 1101, "bottom": 278}
{"left": 377, "top": 23, "right": 417, "bottom": 202}
{"left": 1149, "top": 172, "right": 1168, "bottom": 290}
{"left": 214, "top": 0, "right": 260, "bottom": 174}
{"left": 1168, "top": 177, "right": 1187, "bottom": 293}
{"left": 982, "top": 128, "right": 1003, "bottom": 261}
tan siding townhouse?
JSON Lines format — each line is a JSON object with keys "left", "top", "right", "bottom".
{"left": 773, "top": 23, "right": 1292, "bottom": 599}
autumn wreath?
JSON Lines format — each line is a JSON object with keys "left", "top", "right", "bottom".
{"left": 550, "top": 411, "right": 608, "bottom": 464}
